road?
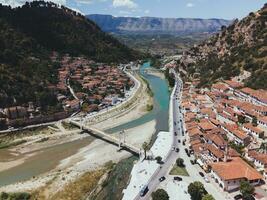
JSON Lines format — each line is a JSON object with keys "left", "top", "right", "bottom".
{"left": 135, "top": 72, "right": 183, "bottom": 200}
{"left": 135, "top": 70, "right": 227, "bottom": 200}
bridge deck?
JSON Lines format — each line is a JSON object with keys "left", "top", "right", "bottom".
{"left": 69, "top": 120, "right": 140, "bottom": 154}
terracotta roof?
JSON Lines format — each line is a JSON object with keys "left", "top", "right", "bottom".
{"left": 211, "top": 157, "right": 263, "bottom": 181}
{"left": 198, "top": 119, "right": 216, "bottom": 131}
{"left": 224, "top": 80, "right": 244, "bottom": 88}
{"left": 204, "top": 133, "right": 227, "bottom": 147}
{"left": 243, "top": 123, "right": 264, "bottom": 134}
{"left": 206, "top": 144, "right": 224, "bottom": 159}
{"left": 248, "top": 150, "right": 267, "bottom": 165}
{"left": 259, "top": 116, "right": 267, "bottom": 124}
{"left": 188, "top": 128, "right": 203, "bottom": 138}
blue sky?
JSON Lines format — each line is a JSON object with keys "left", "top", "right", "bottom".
{"left": 1, "top": 0, "right": 266, "bottom": 19}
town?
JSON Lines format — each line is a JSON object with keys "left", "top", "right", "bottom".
{"left": 181, "top": 75, "right": 267, "bottom": 197}
{"left": 0, "top": 53, "right": 134, "bottom": 131}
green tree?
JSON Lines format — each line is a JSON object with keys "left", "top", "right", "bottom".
{"left": 202, "top": 194, "right": 215, "bottom": 200}
{"left": 240, "top": 180, "right": 255, "bottom": 200}
{"left": 238, "top": 115, "right": 246, "bottom": 124}
{"left": 188, "top": 181, "right": 207, "bottom": 200}
{"left": 252, "top": 117, "right": 257, "bottom": 127}
{"left": 155, "top": 156, "right": 162, "bottom": 164}
{"left": 152, "top": 189, "right": 169, "bottom": 200}
{"left": 142, "top": 142, "right": 149, "bottom": 159}
{"left": 176, "top": 158, "right": 184, "bottom": 167}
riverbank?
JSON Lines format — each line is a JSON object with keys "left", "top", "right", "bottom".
{"left": 0, "top": 62, "right": 169, "bottom": 199}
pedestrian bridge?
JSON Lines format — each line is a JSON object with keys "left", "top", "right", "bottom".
{"left": 68, "top": 119, "right": 140, "bottom": 155}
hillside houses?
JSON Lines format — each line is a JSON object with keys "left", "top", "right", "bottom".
{"left": 181, "top": 79, "right": 267, "bottom": 191}
{"left": 0, "top": 54, "right": 134, "bottom": 130}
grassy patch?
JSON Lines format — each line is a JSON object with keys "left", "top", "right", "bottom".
{"left": 91, "top": 156, "right": 138, "bottom": 200}
{"left": 0, "top": 140, "right": 27, "bottom": 149}
{"left": 169, "top": 165, "right": 189, "bottom": 176}
{"left": 31, "top": 169, "right": 106, "bottom": 200}
{"left": 146, "top": 104, "right": 153, "bottom": 111}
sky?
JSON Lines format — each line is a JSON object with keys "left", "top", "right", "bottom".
{"left": 1, "top": 0, "right": 266, "bottom": 19}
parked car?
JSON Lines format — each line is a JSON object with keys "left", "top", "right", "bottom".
{"left": 159, "top": 176, "right": 166, "bottom": 182}
{"left": 204, "top": 177, "right": 210, "bottom": 183}
{"left": 173, "top": 176, "right": 182, "bottom": 181}
{"left": 190, "top": 160, "right": 195, "bottom": 165}
{"left": 199, "top": 172, "right": 204, "bottom": 177}
{"left": 234, "top": 194, "right": 242, "bottom": 200}
{"left": 140, "top": 185, "right": 149, "bottom": 197}
{"left": 175, "top": 148, "right": 179, "bottom": 152}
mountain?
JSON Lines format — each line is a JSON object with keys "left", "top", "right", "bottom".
{"left": 177, "top": 3, "right": 267, "bottom": 89}
{"left": 87, "top": 14, "right": 232, "bottom": 35}
{"left": 0, "top": 2, "right": 140, "bottom": 109}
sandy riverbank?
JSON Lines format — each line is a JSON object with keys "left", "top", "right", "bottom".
{"left": 0, "top": 71, "right": 156, "bottom": 196}
{"left": 0, "top": 120, "right": 156, "bottom": 195}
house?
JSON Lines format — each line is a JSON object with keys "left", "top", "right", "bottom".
{"left": 210, "top": 157, "right": 263, "bottom": 192}
{"left": 211, "top": 83, "right": 229, "bottom": 93}
{"left": 64, "top": 99, "right": 80, "bottom": 111}
{"left": 258, "top": 116, "right": 267, "bottom": 129}
{"left": 242, "top": 123, "right": 264, "bottom": 139}
{"left": 4, "top": 106, "right": 28, "bottom": 119}
{"left": 247, "top": 150, "right": 267, "bottom": 171}
{"left": 221, "top": 124, "right": 250, "bottom": 145}
{"left": 198, "top": 119, "right": 216, "bottom": 132}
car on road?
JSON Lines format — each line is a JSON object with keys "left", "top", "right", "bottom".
{"left": 175, "top": 148, "right": 179, "bottom": 152}
{"left": 190, "top": 160, "right": 195, "bottom": 165}
{"left": 159, "top": 176, "right": 166, "bottom": 182}
{"left": 174, "top": 132, "right": 177, "bottom": 136}
{"left": 140, "top": 185, "right": 149, "bottom": 197}
{"left": 173, "top": 176, "right": 183, "bottom": 181}
{"left": 204, "top": 176, "right": 210, "bottom": 183}
{"left": 178, "top": 139, "right": 181, "bottom": 143}
{"left": 199, "top": 172, "right": 204, "bottom": 177}
{"left": 234, "top": 194, "right": 242, "bottom": 200}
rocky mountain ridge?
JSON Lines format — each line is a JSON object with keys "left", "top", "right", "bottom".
{"left": 87, "top": 14, "right": 232, "bottom": 35}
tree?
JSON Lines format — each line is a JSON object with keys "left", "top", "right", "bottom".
{"left": 155, "top": 156, "right": 162, "bottom": 164}
{"left": 240, "top": 180, "right": 255, "bottom": 200}
{"left": 238, "top": 115, "right": 246, "bottom": 124}
{"left": 142, "top": 142, "right": 149, "bottom": 159}
{"left": 188, "top": 181, "right": 207, "bottom": 200}
{"left": 176, "top": 158, "right": 184, "bottom": 167}
{"left": 152, "top": 189, "right": 169, "bottom": 200}
{"left": 202, "top": 194, "right": 215, "bottom": 200}
{"left": 252, "top": 117, "right": 257, "bottom": 127}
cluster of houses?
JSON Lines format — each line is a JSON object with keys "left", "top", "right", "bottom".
{"left": 0, "top": 53, "right": 134, "bottom": 129}
{"left": 181, "top": 79, "right": 267, "bottom": 192}
{"left": 51, "top": 54, "right": 134, "bottom": 113}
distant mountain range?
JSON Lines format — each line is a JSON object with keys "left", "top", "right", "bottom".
{"left": 87, "top": 14, "right": 232, "bottom": 35}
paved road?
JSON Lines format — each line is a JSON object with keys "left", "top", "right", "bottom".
{"left": 135, "top": 71, "right": 228, "bottom": 200}
{"left": 135, "top": 74, "right": 183, "bottom": 200}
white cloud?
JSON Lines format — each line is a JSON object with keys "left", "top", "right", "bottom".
{"left": 144, "top": 9, "right": 150, "bottom": 14}
{"left": 186, "top": 2, "right": 195, "bottom": 7}
{"left": 112, "top": 0, "right": 137, "bottom": 9}
{"left": 0, "top": 0, "right": 66, "bottom": 7}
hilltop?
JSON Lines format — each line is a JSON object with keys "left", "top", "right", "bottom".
{"left": 177, "top": 3, "right": 267, "bottom": 89}
{"left": 0, "top": 1, "right": 140, "bottom": 110}
{"left": 87, "top": 14, "right": 232, "bottom": 35}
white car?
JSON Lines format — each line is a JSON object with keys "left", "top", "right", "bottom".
{"left": 204, "top": 177, "right": 210, "bottom": 183}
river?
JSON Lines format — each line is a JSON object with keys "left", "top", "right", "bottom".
{"left": 0, "top": 62, "right": 170, "bottom": 187}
